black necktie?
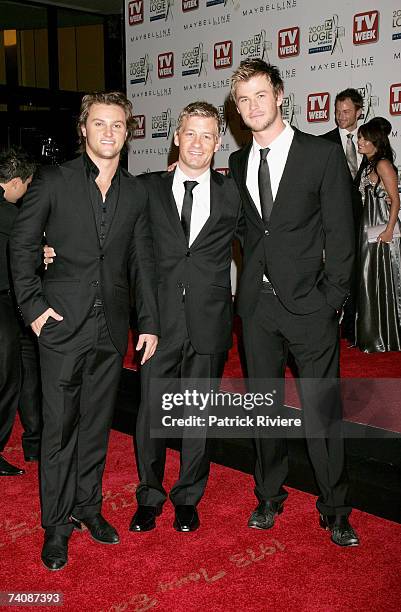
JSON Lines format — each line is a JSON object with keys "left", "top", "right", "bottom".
{"left": 258, "top": 147, "right": 274, "bottom": 224}
{"left": 181, "top": 180, "right": 198, "bottom": 244}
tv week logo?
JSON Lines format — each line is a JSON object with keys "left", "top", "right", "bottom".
{"left": 353, "top": 11, "right": 379, "bottom": 44}
{"left": 214, "top": 41, "right": 232, "bottom": 69}
{"left": 182, "top": 0, "right": 199, "bottom": 10}
{"left": 158, "top": 52, "right": 174, "bottom": 78}
{"left": 278, "top": 27, "right": 299, "bottom": 58}
{"left": 390, "top": 84, "right": 401, "bottom": 116}
{"left": 128, "top": 0, "right": 144, "bottom": 25}
{"left": 133, "top": 115, "right": 145, "bottom": 139}
{"left": 307, "top": 93, "right": 330, "bottom": 122}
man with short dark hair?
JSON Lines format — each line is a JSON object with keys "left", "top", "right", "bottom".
{"left": 229, "top": 59, "right": 359, "bottom": 547}
{"left": 321, "top": 88, "right": 365, "bottom": 344}
{"left": 0, "top": 147, "right": 36, "bottom": 476}
{"left": 11, "top": 92, "right": 159, "bottom": 570}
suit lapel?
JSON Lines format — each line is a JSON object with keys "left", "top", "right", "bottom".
{"left": 236, "top": 143, "right": 264, "bottom": 226}
{"left": 159, "top": 170, "right": 187, "bottom": 244}
{"left": 190, "top": 169, "right": 223, "bottom": 249}
{"left": 60, "top": 156, "right": 100, "bottom": 247}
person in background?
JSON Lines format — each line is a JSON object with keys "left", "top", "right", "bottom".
{"left": 356, "top": 117, "right": 401, "bottom": 352}
{"left": 0, "top": 147, "right": 36, "bottom": 476}
{"left": 321, "top": 88, "right": 366, "bottom": 345}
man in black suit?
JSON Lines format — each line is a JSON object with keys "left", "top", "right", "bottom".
{"left": 321, "top": 88, "right": 365, "bottom": 344}
{"left": 129, "top": 102, "right": 242, "bottom": 533}
{"left": 229, "top": 59, "right": 359, "bottom": 546}
{"left": 10, "top": 92, "right": 159, "bottom": 570}
{"left": 0, "top": 148, "right": 36, "bottom": 476}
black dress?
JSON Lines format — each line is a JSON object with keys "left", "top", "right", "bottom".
{"left": 355, "top": 169, "right": 401, "bottom": 352}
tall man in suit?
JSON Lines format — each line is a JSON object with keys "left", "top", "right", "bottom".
{"left": 129, "top": 102, "right": 242, "bottom": 533}
{"left": 229, "top": 59, "right": 359, "bottom": 546}
{"left": 321, "top": 88, "right": 365, "bottom": 344}
{"left": 11, "top": 92, "right": 159, "bottom": 570}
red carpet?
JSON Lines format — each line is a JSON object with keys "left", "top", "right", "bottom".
{"left": 1, "top": 422, "right": 401, "bottom": 612}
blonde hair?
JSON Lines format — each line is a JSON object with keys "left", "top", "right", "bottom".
{"left": 176, "top": 101, "right": 221, "bottom": 136}
{"left": 231, "top": 59, "right": 284, "bottom": 102}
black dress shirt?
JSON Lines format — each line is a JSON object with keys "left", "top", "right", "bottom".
{"left": 83, "top": 153, "right": 120, "bottom": 246}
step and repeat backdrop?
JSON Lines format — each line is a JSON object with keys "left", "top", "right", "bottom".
{"left": 125, "top": 0, "right": 401, "bottom": 185}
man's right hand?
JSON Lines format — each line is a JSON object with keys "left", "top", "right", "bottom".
{"left": 43, "top": 244, "right": 56, "bottom": 270}
{"left": 31, "top": 307, "right": 63, "bottom": 337}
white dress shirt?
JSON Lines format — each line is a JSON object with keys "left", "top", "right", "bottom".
{"left": 339, "top": 127, "right": 363, "bottom": 170}
{"left": 172, "top": 165, "right": 210, "bottom": 246}
{"left": 246, "top": 120, "right": 294, "bottom": 216}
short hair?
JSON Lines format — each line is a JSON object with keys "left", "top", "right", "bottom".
{"left": 176, "top": 101, "right": 221, "bottom": 135}
{"left": 0, "top": 147, "right": 37, "bottom": 183}
{"left": 335, "top": 88, "right": 364, "bottom": 111}
{"left": 230, "top": 59, "right": 284, "bottom": 102}
{"left": 77, "top": 91, "right": 135, "bottom": 152}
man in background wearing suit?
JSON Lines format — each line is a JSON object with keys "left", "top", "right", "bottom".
{"left": 129, "top": 102, "right": 243, "bottom": 533}
{"left": 321, "top": 88, "right": 365, "bottom": 345}
{"left": 0, "top": 147, "right": 36, "bottom": 476}
{"left": 11, "top": 92, "right": 159, "bottom": 570}
{"left": 229, "top": 59, "right": 359, "bottom": 546}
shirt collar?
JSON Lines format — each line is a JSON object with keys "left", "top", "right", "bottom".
{"left": 339, "top": 126, "right": 358, "bottom": 138}
{"left": 83, "top": 152, "right": 120, "bottom": 184}
{"left": 175, "top": 164, "right": 210, "bottom": 187}
{"left": 251, "top": 120, "right": 294, "bottom": 158}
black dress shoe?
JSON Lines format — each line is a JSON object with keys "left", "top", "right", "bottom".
{"left": 129, "top": 505, "right": 161, "bottom": 532}
{"left": 248, "top": 500, "right": 284, "bottom": 530}
{"left": 319, "top": 514, "right": 360, "bottom": 547}
{"left": 173, "top": 505, "right": 200, "bottom": 532}
{"left": 0, "top": 454, "right": 25, "bottom": 476}
{"left": 70, "top": 513, "right": 119, "bottom": 544}
{"left": 41, "top": 533, "right": 69, "bottom": 571}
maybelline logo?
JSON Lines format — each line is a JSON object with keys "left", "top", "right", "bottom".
{"left": 241, "top": 30, "right": 272, "bottom": 61}
{"left": 242, "top": 1, "right": 297, "bottom": 16}
{"left": 151, "top": 109, "right": 175, "bottom": 139}
{"left": 307, "top": 92, "right": 330, "bottom": 122}
{"left": 129, "top": 55, "right": 153, "bottom": 85}
{"left": 357, "top": 82, "right": 379, "bottom": 121}
{"left": 214, "top": 41, "right": 233, "bottom": 69}
{"left": 278, "top": 27, "right": 299, "bottom": 58}
{"left": 182, "top": 0, "right": 198, "bottom": 10}
{"left": 393, "top": 9, "right": 401, "bottom": 40}
{"left": 133, "top": 115, "right": 145, "bottom": 139}
{"left": 128, "top": 0, "right": 144, "bottom": 25}
{"left": 150, "top": 0, "right": 174, "bottom": 22}
{"left": 353, "top": 11, "right": 379, "bottom": 45}
{"left": 310, "top": 56, "right": 374, "bottom": 71}
{"left": 217, "top": 105, "right": 228, "bottom": 134}
{"left": 282, "top": 93, "right": 300, "bottom": 127}
{"left": 308, "top": 15, "right": 345, "bottom": 55}
{"left": 390, "top": 83, "right": 401, "bottom": 115}
{"left": 182, "top": 43, "right": 208, "bottom": 77}
{"left": 158, "top": 52, "right": 174, "bottom": 78}
{"left": 130, "top": 28, "right": 171, "bottom": 42}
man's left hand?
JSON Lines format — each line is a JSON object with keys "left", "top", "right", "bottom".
{"left": 136, "top": 334, "right": 158, "bottom": 364}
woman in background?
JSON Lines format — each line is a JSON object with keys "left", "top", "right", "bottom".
{"left": 355, "top": 117, "right": 401, "bottom": 352}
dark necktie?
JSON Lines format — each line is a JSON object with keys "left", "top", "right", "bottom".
{"left": 258, "top": 147, "right": 274, "bottom": 224}
{"left": 181, "top": 180, "right": 198, "bottom": 244}
{"left": 346, "top": 133, "right": 358, "bottom": 179}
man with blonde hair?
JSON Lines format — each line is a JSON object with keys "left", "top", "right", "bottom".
{"left": 229, "top": 59, "right": 359, "bottom": 547}
{"left": 11, "top": 91, "right": 159, "bottom": 570}
{"left": 129, "top": 101, "right": 243, "bottom": 533}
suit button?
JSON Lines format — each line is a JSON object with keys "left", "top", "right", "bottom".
{"left": 264, "top": 230, "right": 269, "bottom": 236}
{"left": 186, "top": 251, "right": 191, "bottom": 257}
{"left": 91, "top": 280, "right": 99, "bottom": 287}
{"left": 178, "top": 282, "right": 184, "bottom": 289}
{"left": 99, "top": 255, "right": 104, "bottom": 261}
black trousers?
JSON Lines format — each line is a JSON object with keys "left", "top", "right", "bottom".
{"left": 242, "top": 286, "right": 350, "bottom": 516}
{"left": 135, "top": 305, "right": 227, "bottom": 508}
{"left": 19, "top": 327, "right": 42, "bottom": 458}
{"left": 0, "top": 292, "right": 20, "bottom": 452}
{"left": 38, "top": 307, "right": 122, "bottom": 536}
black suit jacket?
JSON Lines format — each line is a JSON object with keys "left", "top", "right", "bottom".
{"left": 229, "top": 128, "right": 354, "bottom": 317}
{"left": 10, "top": 155, "right": 159, "bottom": 355}
{"left": 138, "top": 168, "right": 242, "bottom": 354}
{"left": 320, "top": 126, "right": 366, "bottom": 229}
